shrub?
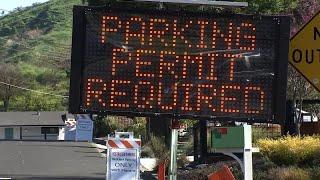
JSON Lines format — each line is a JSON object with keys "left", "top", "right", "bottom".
{"left": 140, "top": 145, "right": 154, "bottom": 158}
{"left": 308, "top": 166, "right": 320, "bottom": 180}
{"left": 148, "top": 136, "right": 170, "bottom": 165}
{"left": 252, "top": 126, "right": 281, "bottom": 144}
{"left": 253, "top": 154, "right": 276, "bottom": 180}
{"left": 257, "top": 136, "right": 320, "bottom": 166}
{"left": 177, "top": 153, "right": 189, "bottom": 168}
{"left": 267, "top": 167, "right": 310, "bottom": 180}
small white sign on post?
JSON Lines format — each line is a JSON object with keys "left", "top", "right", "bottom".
{"left": 106, "top": 132, "right": 141, "bottom": 180}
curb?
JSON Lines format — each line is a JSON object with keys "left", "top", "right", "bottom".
{"left": 91, "top": 143, "right": 107, "bottom": 158}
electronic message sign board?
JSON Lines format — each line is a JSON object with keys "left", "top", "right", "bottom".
{"left": 69, "top": 5, "right": 290, "bottom": 122}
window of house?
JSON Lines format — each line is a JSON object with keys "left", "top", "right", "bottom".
{"left": 41, "top": 127, "right": 59, "bottom": 134}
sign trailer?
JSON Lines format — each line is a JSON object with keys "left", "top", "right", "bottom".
{"left": 69, "top": 3, "right": 290, "bottom": 180}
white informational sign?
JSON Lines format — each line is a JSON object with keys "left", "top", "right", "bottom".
{"left": 75, "top": 114, "right": 93, "bottom": 142}
{"left": 106, "top": 132, "right": 141, "bottom": 180}
{"left": 109, "top": 148, "right": 139, "bottom": 180}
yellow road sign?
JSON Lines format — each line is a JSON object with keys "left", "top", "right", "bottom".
{"left": 289, "top": 11, "right": 320, "bottom": 92}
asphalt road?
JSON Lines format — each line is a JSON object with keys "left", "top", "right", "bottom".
{"left": 0, "top": 141, "right": 106, "bottom": 180}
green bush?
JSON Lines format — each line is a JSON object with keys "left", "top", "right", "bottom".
{"left": 253, "top": 154, "right": 276, "bottom": 180}
{"left": 252, "top": 126, "right": 281, "bottom": 144}
{"left": 309, "top": 166, "right": 320, "bottom": 180}
{"left": 141, "top": 136, "right": 170, "bottom": 164}
{"left": 267, "top": 167, "right": 310, "bottom": 180}
{"left": 140, "top": 145, "right": 154, "bottom": 158}
{"left": 257, "top": 136, "right": 320, "bottom": 166}
{"left": 148, "top": 136, "right": 170, "bottom": 165}
{"left": 177, "top": 154, "right": 189, "bottom": 168}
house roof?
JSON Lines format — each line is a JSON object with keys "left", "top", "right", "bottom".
{"left": 0, "top": 111, "right": 67, "bottom": 127}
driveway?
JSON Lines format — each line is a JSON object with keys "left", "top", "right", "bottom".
{"left": 0, "top": 141, "right": 106, "bottom": 179}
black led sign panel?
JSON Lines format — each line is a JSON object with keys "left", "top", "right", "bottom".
{"left": 69, "top": 5, "right": 290, "bottom": 122}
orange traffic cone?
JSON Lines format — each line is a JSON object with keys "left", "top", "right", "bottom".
{"left": 207, "top": 165, "right": 235, "bottom": 180}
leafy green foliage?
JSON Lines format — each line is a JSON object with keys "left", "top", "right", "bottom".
{"left": 103, "top": 116, "right": 147, "bottom": 140}
{"left": 238, "top": 0, "right": 298, "bottom": 14}
{"left": 93, "top": 115, "right": 109, "bottom": 137}
{"left": 309, "top": 166, "right": 320, "bottom": 180}
{"left": 0, "top": 63, "right": 25, "bottom": 111}
{"left": 148, "top": 135, "right": 170, "bottom": 164}
{"left": 0, "top": 0, "right": 82, "bottom": 111}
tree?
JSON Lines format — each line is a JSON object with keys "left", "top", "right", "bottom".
{"left": 291, "top": 0, "right": 319, "bottom": 36}
{"left": 0, "top": 63, "right": 24, "bottom": 111}
{"left": 242, "top": 0, "right": 298, "bottom": 14}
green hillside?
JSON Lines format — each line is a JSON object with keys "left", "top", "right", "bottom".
{"left": 0, "top": 0, "right": 83, "bottom": 111}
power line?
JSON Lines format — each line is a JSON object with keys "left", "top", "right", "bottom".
{"left": 0, "top": 81, "right": 68, "bottom": 98}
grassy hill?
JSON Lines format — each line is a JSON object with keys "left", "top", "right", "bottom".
{"left": 0, "top": 0, "right": 83, "bottom": 111}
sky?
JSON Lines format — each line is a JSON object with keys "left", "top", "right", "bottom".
{"left": 1, "top": 0, "right": 49, "bottom": 12}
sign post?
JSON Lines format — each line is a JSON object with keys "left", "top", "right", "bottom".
{"left": 106, "top": 132, "right": 141, "bottom": 180}
{"left": 169, "top": 120, "right": 180, "bottom": 180}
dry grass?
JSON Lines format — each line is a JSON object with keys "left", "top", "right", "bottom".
{"left": 268, "top": 167, "right": 310, "bottom": 180}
